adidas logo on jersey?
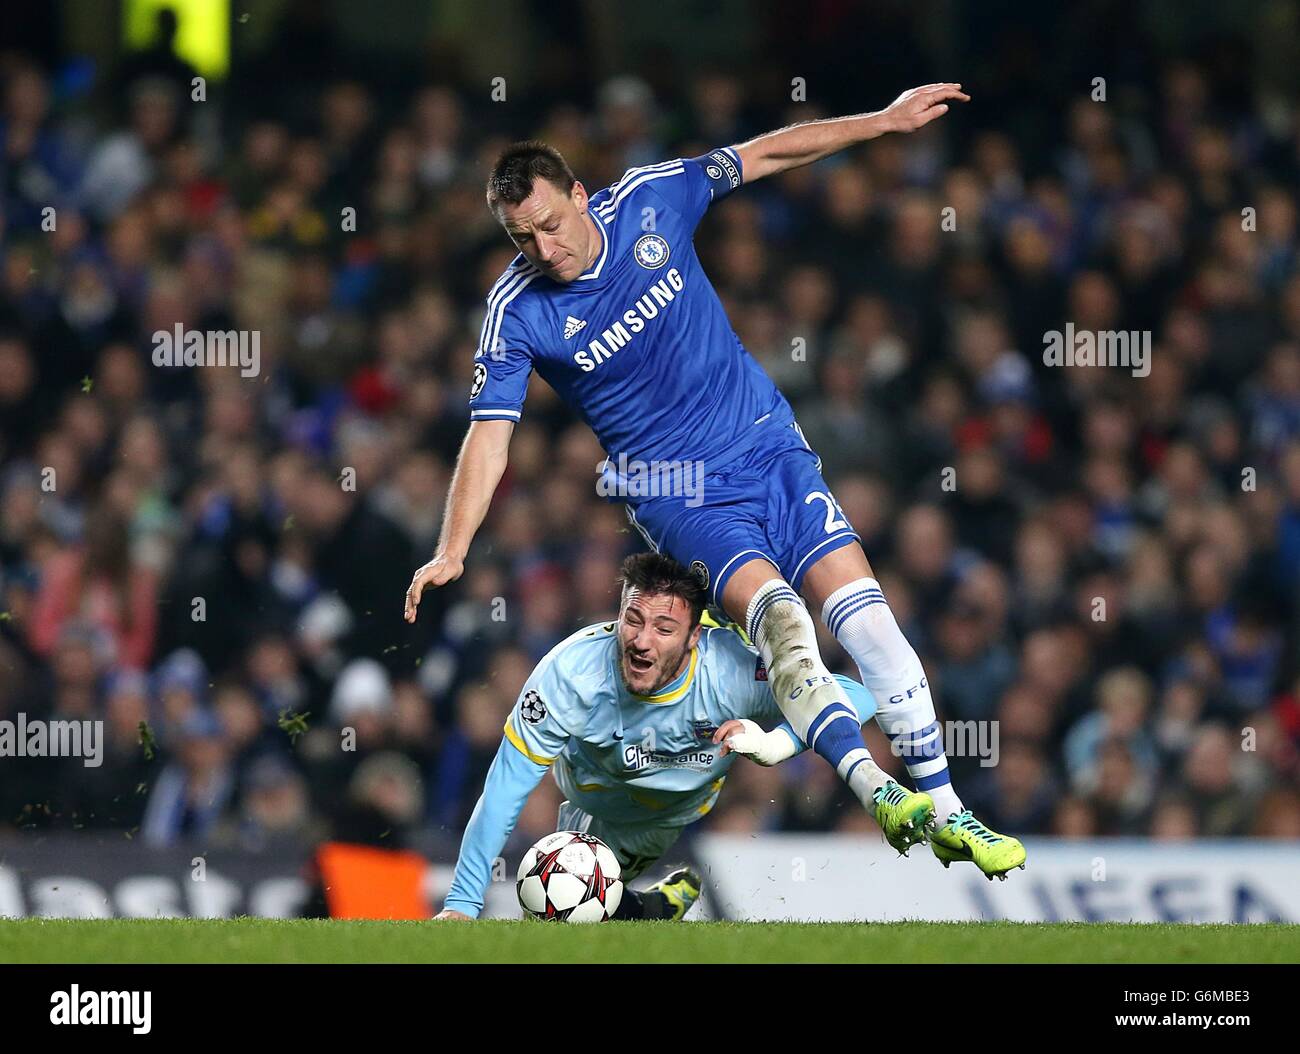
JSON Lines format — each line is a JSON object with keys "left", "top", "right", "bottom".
{"left": 563, "top": 316, "right": 587, "bottom": 339}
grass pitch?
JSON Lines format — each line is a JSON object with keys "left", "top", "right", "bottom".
{"left": 1, "top": 919, "right": 1297, "bottom": 963}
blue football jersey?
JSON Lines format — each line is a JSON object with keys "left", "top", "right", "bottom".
{"left": 469, "top": 149, "right": 797, "bottom": 479}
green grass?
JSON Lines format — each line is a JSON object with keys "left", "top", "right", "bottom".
{"left": 1, "top": 919, "right": 1298, "bottom": 963}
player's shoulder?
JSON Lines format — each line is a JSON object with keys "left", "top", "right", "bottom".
{"left": 478, "top": 257, "right": 549, "bottom": 348}
{"left": 484, "top": 255, "right": 546, "bottom": 300}
{"left": 532, "top": 622, "right": 619, "bottom": 715}
{"left": 589, "top": 157, "right": 695, "bottom": 222}
{"left": 547, "top": 620, "right": 620, "bottom": 654}
{"left": 697, "top": 614, "right": 765, "bottom": 680}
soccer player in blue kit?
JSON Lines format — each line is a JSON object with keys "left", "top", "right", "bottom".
{"left": 406, "top": 83, "right": 1026, "bottom": 884}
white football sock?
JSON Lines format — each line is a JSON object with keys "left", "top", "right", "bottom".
{"left": 822, "top": 577, "right": 964, "bottom": 820}
{"left": 745, "top": 579, "right": 890, "bottom": 806}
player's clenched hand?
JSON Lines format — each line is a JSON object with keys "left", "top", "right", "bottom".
{"left": 404, "top": 553, "right": 465, "bottom": 623}
{"left": 434, "top": 909, "right": 472, "bottom": 921}
{"left": 882, "top": 83, "right": 970, "bottom": 133}
{"left": 715, "top": 719, "right": 751, "bottom": 756}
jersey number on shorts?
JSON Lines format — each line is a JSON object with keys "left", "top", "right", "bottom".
{"left": 805, "top": 490, "right": 849, "bottom": 534}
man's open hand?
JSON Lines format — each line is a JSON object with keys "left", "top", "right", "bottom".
{"left": 882, "top": 83, "right": 970, "bottom": 133}
{"left": 404, "top": 553, "right": 465, "bottom": 623}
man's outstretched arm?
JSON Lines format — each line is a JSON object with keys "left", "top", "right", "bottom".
{"left": 733, "top": 83, "right": 969, "bottom": 184}
{"left": 438, "top": 737, "right": 550, "bottom": 919}
{"left": 404, "top": 418, "right": 514, "bottom": 622}
{"left": 440, "top": 660, "right": 573, "bottom": 919}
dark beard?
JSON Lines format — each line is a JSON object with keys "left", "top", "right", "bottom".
{"left": 617, "top": 638, "right": 689, "bottom": 695}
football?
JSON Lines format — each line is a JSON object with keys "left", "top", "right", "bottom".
{"left": 516, "top": 831, "right": 624, "bottom": 922}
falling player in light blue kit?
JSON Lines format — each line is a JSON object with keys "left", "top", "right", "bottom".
{"left": 407, "top": 83, "right": 1026, "bottom": 881}
{"left": 436, "top": 553, "right": 876, "bottom": 920}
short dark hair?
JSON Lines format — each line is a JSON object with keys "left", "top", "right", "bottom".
{"left": 486, "top": 140, "right": 576, "bottom": 209}
{"left": 617, "top": 552, "right": 707, "bottom": 627}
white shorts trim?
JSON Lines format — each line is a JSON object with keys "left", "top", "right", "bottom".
{"left": 789, "top": 531, "right": 860, "bottom": 589}
{"left": 713, "top": 547, "right": 778, "bottom": 605}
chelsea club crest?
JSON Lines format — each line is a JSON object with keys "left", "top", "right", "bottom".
{"left": 633, "top": 234, "right": 670, "bottom": 269}
{"left": 689, "top": 560, "right": 710, "bottom": 589}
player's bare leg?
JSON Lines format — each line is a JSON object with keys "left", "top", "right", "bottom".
{"left": 801, "top": 543, "right": 1026, "bottom": 877}
{"left": 720, "top": 558, "right": 928, "bottom": 852}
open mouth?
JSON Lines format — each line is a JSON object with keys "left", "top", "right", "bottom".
{"left": 627, "top": 653, "right": 654, "bottom": 675}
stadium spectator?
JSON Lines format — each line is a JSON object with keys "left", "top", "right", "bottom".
{"left": 1, "top": 5, "right": 1298, "bottom": 853}
{"left": 140, "top": 709, "right": 236, "bottom": 846}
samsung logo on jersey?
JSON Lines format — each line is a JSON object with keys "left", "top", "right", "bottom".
{"left": 574, "top": 267, "right": 684, "bottom": 372}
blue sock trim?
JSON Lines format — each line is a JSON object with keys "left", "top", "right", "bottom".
{"left": 825, "top": 586, "right": 884, "bottom": 628}
{"left": 805, "top": 702, "right": 855, "bottom": 749}
{"left": 746, "top": 584, "right": 801, "bottom": 644}
{"left": 812, "top": 714, "right": 867, "bottom": 768}
{"left": 884, "top": 720, "right": 940, "bottom": 741}
{"left": 888, "top": 721, "right": 945, "bottom": 762}
{"left": 914, "top": 768, "right": 951, "bottom": 791}
{"left": 828, "top": 595, "right": 887, "bottom": 636}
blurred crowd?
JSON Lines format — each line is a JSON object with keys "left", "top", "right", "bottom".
{"left": 2, "top": 4, "right": 1300, "bottom": 857}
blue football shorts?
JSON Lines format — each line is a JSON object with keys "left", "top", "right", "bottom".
{"left": 624, "top": 421, "right": 860, "bottom": 606}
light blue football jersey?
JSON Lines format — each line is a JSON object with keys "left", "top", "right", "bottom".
{"left": 468, "top": 149, "right": 798, "bottom": 479}
{"left": 504, "top": 621, "right": 871, "bottom": 826}
{"left": 443, "top": 619, "right": 875, "bottom": 915}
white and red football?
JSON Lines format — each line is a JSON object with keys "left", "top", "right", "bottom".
{"left": 516, "top": 831, "right": 623, "bottom": 922}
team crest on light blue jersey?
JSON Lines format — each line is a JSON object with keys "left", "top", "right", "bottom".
{"left": 634, "top": 234, "right": 670, "bottom": 268}
{"left": 692, "top": 719, "right": 718, "bottom": 740}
